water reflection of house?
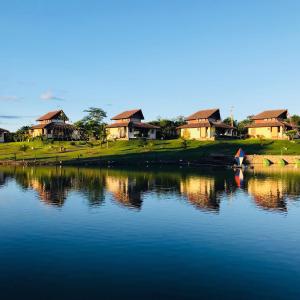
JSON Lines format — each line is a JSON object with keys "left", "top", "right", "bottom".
{"left": 105, "top": 175, "right": 148, "bottom": 209}
{"left": 180, "top": 176, "right": 220, "bottom": 212}
{"left": 29, "top": 178, "right": 69, "bottom": 207}
{"left": 247, "top": 178, "right": 287, "bottom": 211}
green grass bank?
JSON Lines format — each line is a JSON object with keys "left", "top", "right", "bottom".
{"left": 0, "top": 139, "right": 300, "bottom": 166}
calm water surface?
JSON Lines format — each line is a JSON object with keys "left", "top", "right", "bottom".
{"left": 0, "top": 166, "right": 300, "bottom": 299}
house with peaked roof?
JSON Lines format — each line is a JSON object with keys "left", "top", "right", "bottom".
{"left": 246, "top": 109, "right": 297, "bottom": 139}
{"left": 177, "top": 108, "right": 236, "bottom": 140}
{"left": 29, "top": 110, "right": 75, "bottom": 140}
{"left": 0, "top": 128, "right": 9, "bottom": 143}
{"left": 106, "top": 109, "right": 159, "bottom": 140}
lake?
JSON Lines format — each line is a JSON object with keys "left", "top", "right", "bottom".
{"left": 0, "top": 165, "right": 299, "bottom": 299}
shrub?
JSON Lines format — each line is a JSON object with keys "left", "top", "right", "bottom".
{"left": 19, "top": 144, "right": 29, "bottom": 152}
{"left": 87, "top": 141, "right": 94, "bottom": 147}
{"left": 180, "top": 138, "right": 188, "bottom": 149}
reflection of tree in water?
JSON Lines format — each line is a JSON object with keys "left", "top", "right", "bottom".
{"left": 0, "top": 171, "right": 12, "bottom": 188}
{"left": 73, "top": 170, "right": 106, "bottom": 206}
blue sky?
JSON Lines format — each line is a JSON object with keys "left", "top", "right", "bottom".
{"left": 0, "top": 0, "right": 299, "bottom": 130}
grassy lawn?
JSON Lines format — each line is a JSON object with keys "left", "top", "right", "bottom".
{"left": 0, "top": 139, "right": 299, "bottom": 164}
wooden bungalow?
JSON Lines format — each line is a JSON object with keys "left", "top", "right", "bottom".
{"left": 0, "top": 128, "right": 9, "bottom": 143}
{"left": 246, "top": 109, "right": 297, "bottom": 140}
{"left": 106, "top": 109, "right": 159, "bottom": 140}
{"left": 177, "top": 108, "right": 236, "bottom": 140}
{"left": 30, "top": 110, "right": 75, "bottom": 140}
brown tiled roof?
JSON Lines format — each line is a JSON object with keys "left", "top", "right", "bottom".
{"left": 111, "top": 109, "right": 144, "bottom": 120}
{"left": 31, "top": 122, "right": 74, "bottom": 130}
{"left": 106, "top": 121, "right": 159, "bottom": 129}
{"left": 36, "top": 110, "right": 67, "bottom": 121}
{"left": 186, "top": 109, "right": 219, "bottom": 121}
{"left": 211, "top": 121, "right": 235, "bottom": 129}
{"left": 246, "top": 121, "right": 292, "bottom": 128}
{"left": 251, "top": 109, "right": 287, "bottom": 120}
{"left": 132, "top": 122, "right": 160, "bottom": 129}
{"left": 31, "top": 124, "right": 49, "bottom": 129}
{"left": 106, "top": 121, "right": 130, "bottom": 128}
{"left": 177, "top": 121, "right": 235, "bottom": 129}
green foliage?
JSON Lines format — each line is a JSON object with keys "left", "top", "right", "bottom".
{"left": 223, "top": 117, "right": 238, "bottom": 128}
{"left": 74, "top": 107, "right": 107, "bottom": 140}
{"left": 0, "top": 139, "right": 300, "bottom": 163}
{"left": 13, "top": 126, "right": 31, "bottom": 142}
{"left": 289, "top": 115, "right": 300, "bottom": 126}
{"left": 19, "top": 144, "right": 29, "bottom": 152}
{"left": 180, "top": 138, "right": 188, "bottom": 149}
{"left": 149, "top": 116, "right": 185, "bottom": 139}
{"left": 286, "top": 130, "right": 298, "bottom": 141}
{"left": 237, "top": 116, "right": 252, "bottom": 135}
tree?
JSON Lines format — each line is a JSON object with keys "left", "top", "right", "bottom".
{"left": 289, "top": 115, "right": 300, "bottom": 126}
{"left": 237, "top": 116, "right": 253, "bottom": 135}
{"left": 13, "top": 126, "right": 31, "bottom": 142}
{"left": 223, "top": 117, "right": 238, "bottom": 128}
{"left": 286, "top": 130, "right": 298, "bottom": 141}
{"left": 74, "top": 107, "right": 107, "bottom": 140}
{"left": 149, "top": 116, "right": 186, "bottom": 139}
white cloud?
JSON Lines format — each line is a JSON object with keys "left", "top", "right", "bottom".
{"left": 0, "top": 95, "right": 20, "bottom": 101}
{"left": 40, "top": 90, "right": 65, "bottom": 101}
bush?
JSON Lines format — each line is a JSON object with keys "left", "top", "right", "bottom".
{"left": 70, "top": 141, "right": 76, "bottom": 146}
{"left": 19, "top": 144, "right": 29, "bottom": 152}
{"left": 87, "top": 141, "right": 94, "bottom": 147}
{"left": 180, "top": 138, "right": 188, "bottom": 149}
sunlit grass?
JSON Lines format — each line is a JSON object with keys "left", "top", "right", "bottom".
{"left": 0, "top": 138, "right": 299, "bottom": 163}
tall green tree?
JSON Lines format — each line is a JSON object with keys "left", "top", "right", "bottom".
{"left": 74, "top": 107, "right": 107, "bottom": 140}
{"left": 223, "top": 117, "right": 238, "bottom": 128}
{"left": 13, "top": 126, "right": 31, "bottom": 142}
{"left": 149, "top": 116, "right": 185, "bottom": 139}
{"left": 237, "top": 116, "right": 253, "bottom": 135}
{"left": 289, "top": 115, "right": 300, "bottom": 126}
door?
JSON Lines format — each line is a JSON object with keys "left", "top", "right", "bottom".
{"left": 271, "top": 127, "right": 278, "bottom": 138}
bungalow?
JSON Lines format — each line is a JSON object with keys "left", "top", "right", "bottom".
{"left": 0, "top": 128, "right": 9, "bottom": 143}
{"left": 246, "top": 109, "right": 297, "bottom": 140}
{"left": 106, "top": 109, "right": 159, "bottom": 140}
{"left": 177, "top": 108, "right": 236, "bottom": 140}
{"left": 30, "top": 110, "right": 75, "bottom": 140}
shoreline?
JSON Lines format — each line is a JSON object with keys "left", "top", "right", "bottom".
{"left": 0, "top": 154, "right": 299, "bottom": 167}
